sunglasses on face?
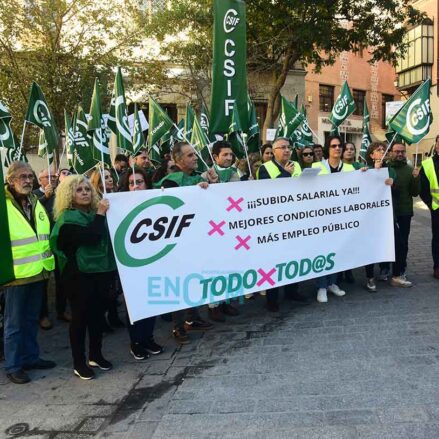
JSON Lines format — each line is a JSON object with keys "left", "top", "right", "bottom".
{"left": 330, "top": 144, "right": 342, "bottom": 148}
{"left": 302, "top": 152, "right": 314, "bottom": 157}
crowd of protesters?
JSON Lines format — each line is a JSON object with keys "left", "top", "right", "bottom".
{"left": 1, "top": 133, "right": 438, "bottom": 384}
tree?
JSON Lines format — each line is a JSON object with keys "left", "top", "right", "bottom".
{"left": 0, "top": 0, "right": 145, "bottom": 149}
{"left": 139, "top": 0, "right": 424, "bottom": 139}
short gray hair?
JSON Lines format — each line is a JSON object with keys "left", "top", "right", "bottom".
{"left": 272, "top": 137, "right": 290, "bottom": 149}
{"left": 172, "top": 142, "right": 190, "bottom": 162}
{"left": 6, "top": 161, "right": 32, "bottom": 182}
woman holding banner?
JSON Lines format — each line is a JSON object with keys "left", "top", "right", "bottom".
{"left": 313, "top": 135, "right": 354, "bottom": 303}
{"left": 363, "top": 142, "right": 411, "bottom": 290}
{"left": 119, "top": 167, "right": 164, "bottom": 359}
{"left": 51, "top": 176, "right": 115, "bottom": 380}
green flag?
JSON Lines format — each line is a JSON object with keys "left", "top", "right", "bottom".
{"left": 148, "top": 143, "right": 162, "bottom": 164}
{"left": 210, "top": 0, "right": 248, "bottom": 134}
{"left": 246, "top": 97, "right": 260, "bottom": 153}
{"left": 228, "top": 102, "right": 245, "bottom": 158}
{"left": 87, "top": 79, "right": 111, "bottom": 166}
{"left": 191, "top": 116, "right": 210, "bottom": 153}
{"left": 161, "top": 119, "right": 184, "bottom": 154}
{"left": 0, "top": 162, "right": 14, "bottom": 285}
{"left": 0, "top": 102, "right": 16, "bottom": 149}
{"left": 72, "top": 105, "right": 96, "bottom": 174}
{"left": 388, "top": 79, "right": 432, "bottom": 145}
{"left": 38, "top": 130, "right": 54, "bottom": 165}
{"left": 190, "top": 117, "right": 210, "bottom": 172}
{"left": 185, "top": 104, "right": 196, "bottom": 139}
{"left": 359, "top": 102, "right": 372, "bottom": 162}
{"left": 200, "top": 104, "right": 210, "bottom": 139}
{"left": 132, "top": 103, "right": 145, "bottom": 156}
{"left": 148, "top": 97, "right": 174, "bottom": 147}
{"left": 64, "top": 110, "right": 75, "bottom": 167}
{"left": 24, "top": 82, "right": 58, "bottom": 154}
{"left": 276, "top": 96, "right": 305, "bottom": 139}
{"left": 3, "top": 136, "right": 27, "bottom": 167}
{"left": 329, "top": 81, "right": 356, "bottom": 129}
{"left": 291, "top": 110, "right": 314, "bottom": 149}
{"left": 108, "top": 67, "right": 133, "bottom": 153}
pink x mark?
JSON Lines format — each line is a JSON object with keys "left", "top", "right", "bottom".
{"left": 226, "top": 196, "right": 244, "bottom": 212}
{"left": 208, "top": 220, "right": 226, "bottom": 236}
{"left": 257, "top": 268, "right": 276, "bottom": 287}
{"left": 235, "top": 235, "right": 251, "bottom": 250}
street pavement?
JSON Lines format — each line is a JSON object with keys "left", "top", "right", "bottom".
{"left": 1, "top": 202, "right": 439, "bottom": 439}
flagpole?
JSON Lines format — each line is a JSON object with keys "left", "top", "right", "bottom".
{"left": 17, "top": 121, "right": 27, "bottom": 161}
{"left": 241, "top": 133, "right": 253, "bottom": 179}
{"left": 98, "top": 128, "right": 107, "bottom": 196}
{"left": 173, "top": 123, "right": 210, "bottom": 170}
{"left": 381, "top": 132, "right": 398, "bottom": 162}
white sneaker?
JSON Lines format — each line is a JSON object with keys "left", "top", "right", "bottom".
{"left": 390, "top": 276, "right": 412, "bottom": 288}
{"left": 317, "top": 288, "right": 328, "bottom": 303}
{"left": 366, "top": 278, "right": 377, "bottom": 292}
{"left": 328, "top": 284, "right": 346, "bottom": 297}
{"left": 259, "top": 290, "right": 267, "bottom": 297}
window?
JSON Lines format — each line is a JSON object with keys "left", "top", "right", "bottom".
{"left": 396, "top": 19, "right": 434, "bottom": 89}
{"left": 319, "top": 85, "right": 334, "bottom": 112}
{"left": 381, "top": 94, "right": 394, "bottom": 129}
{"left": 352, "top": 90, "right": 366, "bottom": 116}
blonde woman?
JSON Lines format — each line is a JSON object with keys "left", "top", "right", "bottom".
{"left": 50, "top": 175, "right": 116, "bottom": 380}
{"left": 89, "top": 168, "right": 114, "bottom": 197}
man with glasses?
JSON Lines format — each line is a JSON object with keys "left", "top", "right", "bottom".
{"left": 420, "top": 135, "right": 439, "bottom": 279}
{"left": 257, "top": 137, "right": 308, "bottom": 311}
{"left": 2, "top": 162, "right": 56, "bottom": 384}
{"left": 389, "top": 143, "right": 420, "bottom": 283}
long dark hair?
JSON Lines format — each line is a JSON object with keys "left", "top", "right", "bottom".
{"left": 323, "top": 135, "right": 344, "bottom": 159}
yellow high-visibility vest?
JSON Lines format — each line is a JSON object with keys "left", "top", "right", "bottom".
{"left": 258, "top": 160, "right": 302, "bottom": 179}
{"left": 312, "top": 161, "right": 355, "bottom": 175}
{"left": 6, "top": 198, "right": 55, "bottom": 279}
{"left": 422, "top": 157, "right": 439, "bottom": 211}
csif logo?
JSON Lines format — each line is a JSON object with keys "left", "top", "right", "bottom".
{"left": 33, "top": 100, "right": 52, "bottom": 127}
{"left": 406, "top": 98, "right": 430, "bottom": 136}
{"left": 223, "top": 9, "right": 240, "bottom": 33}
{"left": 332, "top": 95, "right": 349, "bottom": 121}
{"left": 114, "top": 196, "right": 195, "bottom": 267}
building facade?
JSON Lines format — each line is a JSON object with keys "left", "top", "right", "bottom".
{"left": 305, "top": 51, "right": 401, "bottom": 149}
{"left": 395, "top": 0, "right": 437, "bottom": 162}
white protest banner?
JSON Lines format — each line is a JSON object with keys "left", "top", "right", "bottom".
{"left": 106, "top": 169, "right": 394, "bottom": 323}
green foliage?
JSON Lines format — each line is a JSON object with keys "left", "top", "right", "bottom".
{"left": 0, "top": 0, "right": 143, "bottom": 147}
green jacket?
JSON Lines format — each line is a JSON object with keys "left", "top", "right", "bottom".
{"left": 389, "top": 160, "right": 420, "bottom": 216}
{"left": 154, "top": 171, "right": 206, "bottom": 188}
{"left": 50, "top": 209, "right": 116, "bottom": 274}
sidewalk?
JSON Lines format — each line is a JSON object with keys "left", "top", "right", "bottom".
{"left": 1, "top": 204, "right": 439, "bottom": 439}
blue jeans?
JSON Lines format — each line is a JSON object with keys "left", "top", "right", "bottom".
{"left": 315, "top": 274, "right": 337, "bottom": 290}
{"left": 4, "top": 281, "right": 44, "bottom": 373}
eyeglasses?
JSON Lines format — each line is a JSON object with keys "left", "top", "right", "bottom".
{"left": 15, "top": 174, "right": 34, "bottom": 182}
{"left": 274, "top": 145, "right": 290, "bottom": 150}
{"left": 302, "top": 152, "right": 314, "bottom": 157}
{"left": 330, "top": 144, "right": 342, "bottom": 148}
{"left": 129, "top": 179, "right": 145, "bottom": 186}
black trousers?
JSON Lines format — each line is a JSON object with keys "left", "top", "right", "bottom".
{"left": 432, "top": 210, "right": 439, "bottom": 269}
{"left": 266, "top": 283, "right": 299, "bottom": 304}
{"left": 63, "top": 271, "right": 112, "bottom": 368}
{"left": 396, "top": 215, "right": 412, "bottom": 274}
{"left": 365, "top": 221, "right": 404, "bottom": 278}
{"left": 127, "top": 316, "right": 156, "bottom": 345}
